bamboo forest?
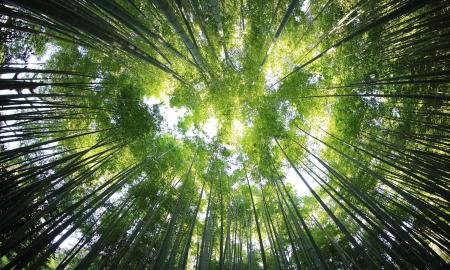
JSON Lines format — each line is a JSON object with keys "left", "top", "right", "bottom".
{"left": 1, "top": 0, "right": 449, "bottom": 269}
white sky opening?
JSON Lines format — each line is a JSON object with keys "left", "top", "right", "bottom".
{"left": 200, "top": 116, "right": 219, "bottom": 141}
{"left": 144, "top": 97, "right": 221, "bottom": 142}
{"left": 283, "top": 112, "right": 331, "bottom": 197}
{"left": 284, "top": 165, "right": 312, "bottom": 197}
{"left": 264, "top": 67, "right": 281, "bottom": 91}
{"left": 56, "top": 229, "right": 82, "bottom": 250}
{"left": 143, "top": 96, "right": 188, "bottom": 139}
{"left": 301, "top": 0, "right": 310, "bottom": 13}
{"left": 225, "top": 152, "right": 241, "bottom": 175}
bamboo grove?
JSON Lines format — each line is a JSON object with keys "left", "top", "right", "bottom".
{"left": 0, "top": 0, "right": 449, "bottom": 269}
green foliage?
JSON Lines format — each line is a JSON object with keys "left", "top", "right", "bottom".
{"left": 1, "top": 0, "right": 449, "bottom": 269}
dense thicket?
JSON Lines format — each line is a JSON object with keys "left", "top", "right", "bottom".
{"left": 1, "top": 0, "right": 449, "bottom": 269}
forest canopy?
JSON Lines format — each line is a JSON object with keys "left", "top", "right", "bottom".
{"left": 1, "top": 0, "right": 449, "bottom": 269}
